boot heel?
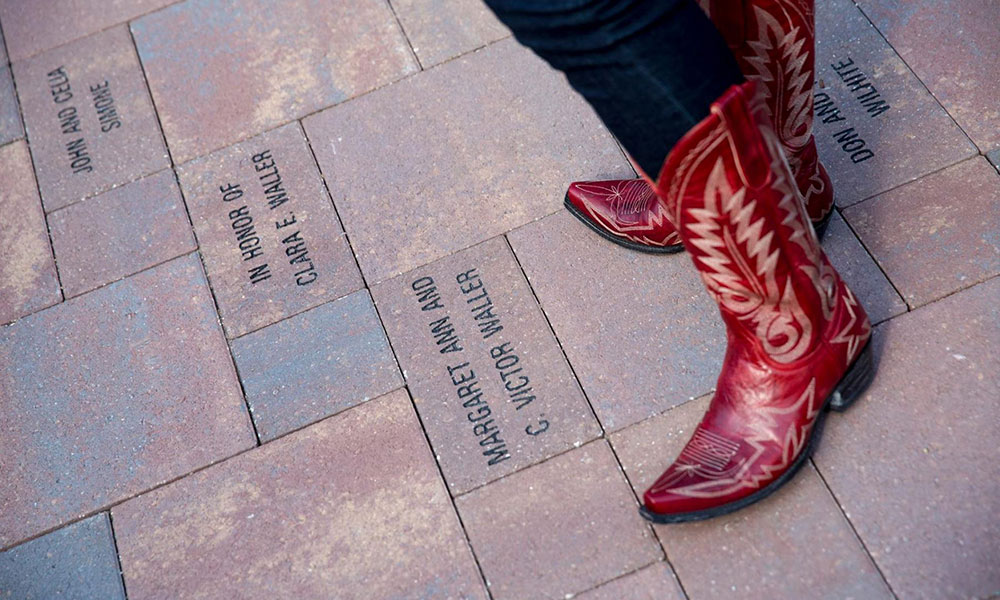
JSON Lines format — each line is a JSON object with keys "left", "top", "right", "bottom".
{"left": 828, "top": 339, "right": 875, "bottom": 412}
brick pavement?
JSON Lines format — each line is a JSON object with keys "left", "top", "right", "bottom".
{"left": 0, "top": 1, "right": 997, "bottom": 598}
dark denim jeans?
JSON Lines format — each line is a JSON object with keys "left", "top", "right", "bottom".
{"left": 483, "top": 0, "right": 742, "bottom": 177}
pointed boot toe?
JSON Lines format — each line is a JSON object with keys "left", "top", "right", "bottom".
{"left": 564, "top": 179, "right": 683, "bottom": 253}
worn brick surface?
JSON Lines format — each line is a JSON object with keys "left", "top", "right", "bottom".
{"left": 508, "top": 210, "right": 725, "bottom": 432}
{"left": 0, "top": 0, "right": 176, "bottom": 62}
{"left": 843, "top": 157, "right": 1000, "bottom": 308}
{"left": 306, "top": 38, "right": 632, "bottom": 283}
{"left": 372, "top": 237, "right": 600, "bottom": 494}
{"left": 0, "top": 141, "right": 60, "bottom": 325}
{"left": 48, "top": 169, "right": 196, "bottom": 298}
{"left": 858, "top": 0, "right": 1000, "bottom": 153}
{"left": 0, "top": 513, "right": 125, "bottom": 600}
{"left": 0, "top": 255, "right": 255, "bottom": 548}
{"left": 177, "top": 123, "right": 363, "bottom": 338}
{"left": 392, "top": 0, "right": 510, "bottom": 67}
{"left": 814, "top": 0, "right": 976, "bottom": 206}
{"left": 814, "top": 277, "right": 1000, "bottom": 599}
{"left": 456, "top": 441, "right": 661, "bottom": 600}
{"left": 574, "top": 562, "right": 684, "bottom": 600}
{"left": 610, "top": 397, "right": 892, "bottom": 600}
{"left": 231, "top": 289, "right": 402, "bottom": 441}
{"left": 0, "top": 66, "right": 24, "bottom": 146}
{"left": 12, "top": 26, "right": 170, "bottom": 212}
{"left": 132, "top": 0, "right": 417, "bottom": 163}
{"left": 822, "top": 211, "right": 906, "bottom": 324}
{"left": 113, "top": 390, "right": 487, "bottom": 600}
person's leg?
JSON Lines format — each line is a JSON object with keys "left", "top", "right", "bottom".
{"left": 483, "top": 0, "right": 743, "bottom": 177}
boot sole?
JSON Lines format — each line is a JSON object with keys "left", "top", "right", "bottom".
{"left": 565, "top": 195, "right": 834, "bottom": 254}
{"left": 639, "top": 337, "right": 875, "bottom": 524}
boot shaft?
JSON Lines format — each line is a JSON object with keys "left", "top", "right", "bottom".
{"left": 657, "top": 82, "right": 859, "bottom": 364}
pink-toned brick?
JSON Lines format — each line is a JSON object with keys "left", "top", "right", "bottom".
{"left": 857, "top": 0, "right": 1000, "bottom": 153}
{"left": 0, "top": 0, "right": 176, "bottom": 61}
{"left": 0, "top": 255, "right": 255, "bottom": 548}
{"left": 12, "top": 25, "right": 170, "bottom": 212}
{"left": 177, "top": 123, "right": 363, "bottom": 338}
{"left": 0, "top": 141, "right": 60, "bottom": 325}
{"left": 305, "top": 39, "right": 632, "bottom": 283}
{"left": 456, "top": 441, "right": 661, "bottom": 600}
{"left": 372, "top": 237, "right": 601, "bottom": 494}
{"left": 393, "top": 0, "right": 510, "bottom": 67}
{"left": 508, "top": 210, "right": 726, "bottom": 432}
{"left": 131, "top": 0, "right": 417, "bottom": 163}
{"left": 48, "top": 169, "right": 196, "bottom": 298}
{"left": 814, "top": 0, "right": 975, "bottom": 206}
{"left": 843, "top": 157, "right": 1000, "bottom": 308}
{"left": 574, "top": 562, "right": 684, "bottom": 600}
{"left": 610, "top": 397, "right": 892, "bottom": 600}
{"left": 113, "top": 390, "right": 487, "bottom": 599}
{"left": 814, "top": 277, "right": 1000, "bottom": 599}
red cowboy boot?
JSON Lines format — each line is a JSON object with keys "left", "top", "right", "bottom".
{"left": 639, "top": 81, "right": 873, "bottom": 523}
{"left": 565, "top": 0, "right": 833, "bottom": 254}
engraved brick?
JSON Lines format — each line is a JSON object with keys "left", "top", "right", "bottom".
{"left": 113, "top": 390, "right": 487, "bottom": 599}
{"left": 0, "top": 255, "right": 255, "bottom": 548}
{"left": 177, "top": 123, "right": 363, "bottom": 338}
{"left": 610, "top": 398, "right": 892, "bottom": 600}
{"left": 814, "top": 0, "right": 975, "bottom": 206}
{"left": 857, "top": 0, "right": 1000, "bottom": 153}
{"left": 131, "top": 0, "right": 417, "bottom": 163}
{"left": 508, "top": 210, "right": 726, "bottom": 432}
{"left": 12, "top": 26, "right": 170, "bottom": 212}
{"left": 814, "top": 277, "right": 1000, "bottom": 599}
{"left": 0, "top": 0, "right": 175, "bottom": 61}
{"left": 393, "top": 0, "right": 510, "bottom": 67}
{"left": 372, "top": 236, "right": 601, "bottom": 494}
{"left": 574, "top": 562, "right": 684, "bottom": 600}
{"left": 305, "top": 39, "right": 633, "bottom": 283}
{"left": 0, "top": 141, "right": 60, "bottom": 325}
{"left": 843, "top": 157, "right": 1000, "bottom": 308}
{"left": 231, "top": 289, "right": 403, "bottom": 441}
{"left": 0, "top": 66, "right": 24, "bottom": 146}
{"left": 49, "top": 169, "right": 196, "bottom": 298}
{"left": 456, "top": 442, "right": 661, "bottom": 600}
{"left": 0, "top": 513, "right": 125, "bottom": 599}
{"left": 822, "top": 211, "right": 906, "bottom": 324}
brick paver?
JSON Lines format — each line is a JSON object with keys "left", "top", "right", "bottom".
{"left": 814, "top": 0, "right": 976, "bottom": 207}
{"left": 131, "top": 0, "right": 417, "bottom": 163}
{"left": 843, "top": 157, "right": 1000, "bottom": 308}
{"left": 231, "top": 289, "right": 402, "bottom": 441}
{"left": 509, "top": 209, "right": 727, "bottom": 431}
{"left": 0, "top": 65, "right": 23, "bottom": 146}
{"left": 574, "top": 562, "right": 685, "bottom": 600}
{"left": 177, "top": 122, "right": 363, "bottom": 338}
{"left": 0, "top": 0, "right": 176, "bottom": 61}
{"left": 372, "top": 236, "right": 600, "bottom": 494}
{"left": 857, "top": 0, "right": 1000, "bottom": 154}
{"left": 0, "top": 513, "right": 125, "bottom": 600}
{"left": 306, "top": 38, "right": 633, "bottom": 283}
{"left": 48, "top": 169, "right": 196, "bottom": 298}
{"left": 0, "top": 255, "right": 255, "bottom": 548}
{"left": 12, "top": 25, "right": 170, "bottom": 212}
{"left": 0, "top": 141, "right": 61, "bottom": 325}
{"left": 456, "top": 441, "right": 661, "bottom": 600}
{"left": 113, "top": 389, "right": 487, "bottom": 600}
{"left": 814, "top": 277, "right": 1000, "bottom": 599}
{"left": 392, "top": 0, "right": 510, "bottom": 67}
{"left": 610, "top": 397, "right": 893, "bottom": 600}
{"left": 0, "top": 0, "right": 997, "bottom": 597}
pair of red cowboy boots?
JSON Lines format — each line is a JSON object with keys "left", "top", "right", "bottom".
{"left": 566, "top": 1, "right": 875, "bottom": 522}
